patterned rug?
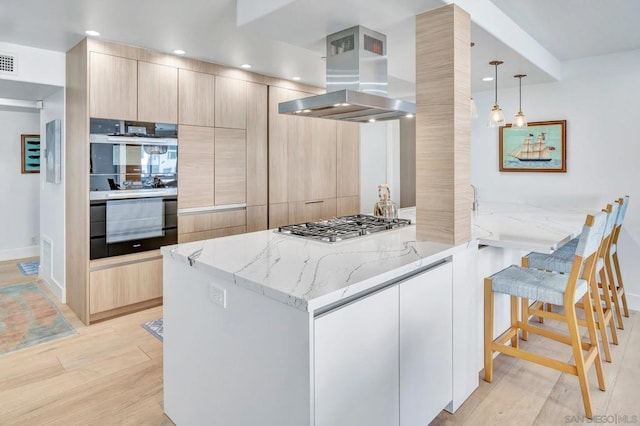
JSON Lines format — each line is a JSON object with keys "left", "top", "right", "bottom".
{"left": 17, "top": 261, "right": 39, "bottom": 276}
{"left": 0, "top": 282, "right": 75, "bottom": 355}
{"left": 141, "top": 317, "right": 163, "bottom": 342}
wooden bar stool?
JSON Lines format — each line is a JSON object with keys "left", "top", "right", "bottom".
{"left": 484, "top": 212, "right": 607, "bottom": 419}
{"left": 607, "top": 196, "right": 630, "bottom": 329}
{"left": 521, "top": 203, "right": 619, "bottom": 362}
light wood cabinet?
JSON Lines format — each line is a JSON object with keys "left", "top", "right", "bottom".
{"left": 337, "top": 196, "right": 360, "bottom": 216}
{"left": 247, "top": 205, "right": 268, "bottom": 232}
{"left": 288, "top": 199, "right": 337, "bottom": 224}
{"left": 179, "top": 69, "right": 215, "bottom": 127}
{"left": 215, "top": 76, "right": 247, "bottom": 129}
{"left": 138, "top": 61, "right": 178, "bottom": 123}
{"left": 287, "top": 95, "right": 312, "bottom": 202}
{"left": 215, "top": 128, "right": 246, "bottom": 205}
{"left": 89, "top": 52, "right": 137, "bottom": 120}
{"left": 178, "top": 126, "right": 215, "bottom": 209}
{"left": 89, "top": 256, "right": 162, "bottom": 315}
{"left": 246, "top": 82, "right": 268, "bottom": 207}
{"left": 337, "top": 122, "right": 360, "bottom": 197}
{"left": 308, "top": 118, "right": 337, "bottom": 201}
{"left": 177, "top": 209, "right": 246, "bottom": 243}
{"left": 269, "top": 203, "right": 289, "bottom": 229}
{"left": 268, "top": 86, "right": 289, "bottom": 205}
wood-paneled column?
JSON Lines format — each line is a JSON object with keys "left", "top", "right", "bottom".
{"left": 415, "top": 4, "right": 471, "bottom": 244}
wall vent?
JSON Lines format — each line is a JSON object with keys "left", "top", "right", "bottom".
{"left": 0, "top": 52, "right": 17, "bottom": 75}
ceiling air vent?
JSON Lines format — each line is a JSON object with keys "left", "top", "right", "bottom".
{"left": 0, "top": 52, "right": 17, "bottom": 75}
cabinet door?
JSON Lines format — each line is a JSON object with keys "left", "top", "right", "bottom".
{"left": 178, "top": 69, "right": 215, "bottom": 126}
{"left": 287, "top": 90, "right": 313, "bottom": 202}
{"left": 307, "top": 118, "right": 337, "bottom": 201}
{"left": 138, "top": 61, "right": 178, "bottom": 123}
{"left": 289, "top": 199, "right": 337, "bottom": 224}
{"left": 337, "top": 121, "right": 360, "bottom": 197}
{"left": 178, "top": 126, "right": 215, "bottom": 209}
{"left": 215, "top": 76, "right": 246, "bottom": 129}
{"left": 268, "top": 87, "right": 289, "bottom": 204}
{"left": 315, "top": 285, "right": 400, "bottom": 426}
{"left": 337, "top": 196, "right": 360, "bottom": 216}
{"left": 89, "top": 257, "right": 162, "bottom": 314}
{"left": 215, "top": 128, "right": 246, "bottom": 205}
{"left": 246, "top": 82, "right": 268, "bottom": 206}
{"left": 268, "top": 203, "right": 288, "bottom": 229}
{"left": 89, "top": 52, "right": 137, "bottom": 120}
{"left": 246, "top": 205, "right": 268, "bottom": 232}
{"left": 399, "top": 262, "right": 453, "bottom": 426}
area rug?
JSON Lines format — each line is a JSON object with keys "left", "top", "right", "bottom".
{"left": 17, "top": 261, "right": 39, "bottom": 276}
{"left": 141, "top": 317, "right": 163, "bottom": 342}
{"left": 0, "top": 282, "right": 75, "bottom": 355}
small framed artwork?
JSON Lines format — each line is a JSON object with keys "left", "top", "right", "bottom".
{"left": 45, "top": 119, "right": 62, "bottom": 183}
{"left": 21, "top": 134, "right": 41, "bottom": 174}
{"left": 499, "top": 120, "right": 566, "bottom": 172}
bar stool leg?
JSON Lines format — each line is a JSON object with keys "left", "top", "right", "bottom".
{"left": 511, "top": 295, "right": 519, "bottom": 349}
{"left": 589, "top": 275, "right": 612, "bottom": 363}
{"left": 606, "top": 255, "right": 625, "bottom": 329}
{"left": 612, "top": 253, "right": 630, "bottom": 318}
{"left": 521, "top": 298, "right": 529, "bottom": 341}
{"left": 599, "top": 268, "right": 619, "bottom": 345}
{"left": 484, "top": 278, "right": 494, "bottom": 383}
{"left": 566, "top": 297, "right": 593, "bottom": 419}
{"left": 582, "top": 292, "right": 606, "bottom": 392}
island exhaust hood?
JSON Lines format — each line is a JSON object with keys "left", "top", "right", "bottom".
{"left": 279, "top": 25, "right": 415, "bottom": 123}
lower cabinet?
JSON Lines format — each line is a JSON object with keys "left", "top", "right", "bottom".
{"left": 178, "top": 208, "right": 246, "bottom": 243}
{"left": 288, "top": 199, "right": 337, "bottom": 224}
{"left": 89, "top": 251, "right": 163, "bottom": 319}
{"left": 314, "top": 261, "right": 453, "bottom": 426}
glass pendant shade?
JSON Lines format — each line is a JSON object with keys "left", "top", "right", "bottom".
{"left": 487, "top": 60, "right": 504, "bottom": 128}
{"left": 488, "top": 105, "right": 505, "bottom": 127}
{"left": 512, "top": 74, "right": 528, "bottom": 129}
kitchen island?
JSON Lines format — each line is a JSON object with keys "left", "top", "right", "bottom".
{"left": 161, "top": 202, "right": 591, "bottom": 426}
{"left": 162, "top": 209, "right": 479, "bottom": 426}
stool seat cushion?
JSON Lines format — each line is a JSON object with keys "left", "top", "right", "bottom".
{"left": 489, "top": 265, "right": 588, "bottom": 306}
{"left": 556, "top": 237, "right": 579, "bottom": 254}
{"left": 525, "top": 251, "right": 574, "bottom": 273}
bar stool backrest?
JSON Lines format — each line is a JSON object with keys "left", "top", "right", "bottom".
{"left": 603, "top": 202, "right": 619, "bottom": 241}
{"left": 574, "top": 211, "right": 607, "bottom": 281}
{"left": 615, "top": 196, "right": 630, "bottom": 228}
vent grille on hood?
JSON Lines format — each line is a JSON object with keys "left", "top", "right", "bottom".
{"left": 279, "top": 25, "right": 415, "bottom": 123}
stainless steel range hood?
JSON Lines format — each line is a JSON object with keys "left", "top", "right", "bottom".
{"left": 279, "top": 25, "right": 415, "bottom": 123}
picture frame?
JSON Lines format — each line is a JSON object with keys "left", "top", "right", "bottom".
{"left": 21, "top": 134, "right": 41, "bottom": 174}
{"left": 45, "top": 119, "right": 62, "bottom": 183}
{"left": 499, "top": 120, "right": 566, "bottom": 172}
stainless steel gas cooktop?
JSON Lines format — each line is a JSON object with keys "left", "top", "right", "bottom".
{"left": 276, "top": 214, "right": 412, "bottom": 243}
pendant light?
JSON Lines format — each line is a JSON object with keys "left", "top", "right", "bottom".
{"left": 488, "top": 60, "right": 505, "bottom": 128}
{"left": 513, "top": 74, "right": 527, "bottom": 129}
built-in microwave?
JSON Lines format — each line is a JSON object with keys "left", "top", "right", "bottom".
{"left": 89, "top": 118, "right": 178, "bottom": 200}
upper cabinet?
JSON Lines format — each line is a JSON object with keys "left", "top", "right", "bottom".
{"left": 89, "top": 52, "right": 137, "bottom": 120}
{"left": 246, "top": 82, "right": 268, "bottom": 207}
{"left": 179, "top": 69, "right": 216, "bottom": 127}
{"left": 138, "top": 61, "right": 178, "bottom": 123}
{"left": 215, "top": 76, "right": 247, "bottom": 129}
{"left": 337, "top": 122, "right": 360, "bottom": 198}
{"left": 215, "top": 128, "right": 247, "bottom": 205}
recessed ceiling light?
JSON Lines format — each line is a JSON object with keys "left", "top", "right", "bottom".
{"left": 292, "top": 76, "right": 301, "bottom": 81}
{"left": 302, "top": 109, "right": 311, "bottom": 113}
{"left": 85, "top": 30, "right": 100, "bottom": 37}
{"left": 405, "top": 114, "right": 414, "bottom": 118}
{"left": 173, "top": 49, "right": 186, "bottom": 55}
{"left": 482, "top": 77, "right": 494, "bottom": 82}
{"left": 241, "top": 64, "right": 252, "bottom": 69}
{"left": 340, "top": 103, "right": 350, "bottom": 107}
{"left": 369, "top": 118, "right": 376, "bottom": 123}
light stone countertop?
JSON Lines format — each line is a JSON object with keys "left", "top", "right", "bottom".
{"left": 162, "top": 202, "right": 592, "bottom": 312}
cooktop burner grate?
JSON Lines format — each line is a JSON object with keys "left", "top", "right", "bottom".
{"left": 276, "top": 214, "right": 412, "bottom": 242}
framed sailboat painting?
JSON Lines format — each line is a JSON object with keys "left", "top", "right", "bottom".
{"left": 499, "top": 120, "right": 566, "bottom": 172}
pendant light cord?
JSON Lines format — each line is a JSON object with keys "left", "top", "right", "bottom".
{"left": 494, "top": 64, "right": 498, "bottom": 105}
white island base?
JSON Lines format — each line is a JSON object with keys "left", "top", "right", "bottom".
{"left": 163, "top": 239, "right": 479, "bottom": 426}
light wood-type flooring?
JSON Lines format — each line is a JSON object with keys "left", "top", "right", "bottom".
{"left": 1, "top": 257, "right": 638, "bottom": 425}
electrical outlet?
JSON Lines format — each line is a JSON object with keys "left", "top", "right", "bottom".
{"left": 30, "top": 236, "right": 36, "bottom": 244}
{"left": 209, "top": 283, "right": 227, "bottom": 308}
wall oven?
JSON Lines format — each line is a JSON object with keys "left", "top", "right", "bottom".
{"left": 89, "top": 118, "right": 179, "bottom": 259}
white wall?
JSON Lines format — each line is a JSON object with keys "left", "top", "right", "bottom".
{"left": 360, "top": 121, "right": 401, "bottom": 214}
{"left": 0, "top": 41, "right": 65, "bottom": 87}
{"left": 472, "top": 49, "right": 640, "bottom": 309}
{"left": 0, "top": 109, "right": 41, "bottom": 260}
{"left": 39, "top": 89, "right": 65, "bottom": 300}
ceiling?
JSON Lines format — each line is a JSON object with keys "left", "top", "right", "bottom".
{"left": 0, "top": 0, "right": 639, "bottom": 101}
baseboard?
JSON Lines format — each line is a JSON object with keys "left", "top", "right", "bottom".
{"left": 626, "top": 292, "right": 640, "bottom": 312}
{"left": 0, "top": 245, "right": 39, "bottom": 262}
{"left": 41, "top": 274, "right": 64, "bottom": 302}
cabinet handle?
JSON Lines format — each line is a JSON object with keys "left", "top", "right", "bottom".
{"left": 305, "top": 200, "right": 324, "bottom": 205}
